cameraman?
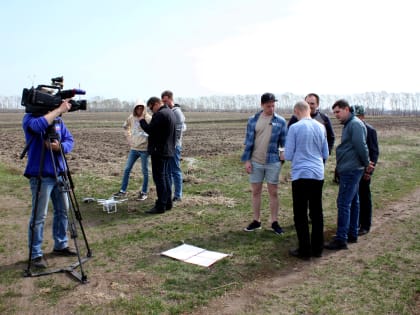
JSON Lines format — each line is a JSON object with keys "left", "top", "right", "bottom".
{"left": 23, "top": 100, "right": 77, "bottom": 269}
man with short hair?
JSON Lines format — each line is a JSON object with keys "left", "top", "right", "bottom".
{"left": 140, "top": 97, "right": 176, "bottom": 214}
{"left": 285, "top": 101, "right": 329, "bottom": 259}
{"left": 161, "top": 90, "right": 186, "bottom": 202}
{"left": 325, "top": 100, "right": 372, "bottom": 250}
{"left": 288, "top": 93, "right": 335, "bottom": 155}
{"left": 241, "top": 93, "right": 287, "bottom": 235}
{"left": 353, "top": 105, "right": 379, "bottom": 236}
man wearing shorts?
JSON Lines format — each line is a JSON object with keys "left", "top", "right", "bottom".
{"left": 241, "top": 93, "right": 288, "bottom": 234}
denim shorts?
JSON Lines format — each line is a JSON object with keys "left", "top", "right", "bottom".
{"left": 249, "top": 161, "right": 281, "bottom": 184}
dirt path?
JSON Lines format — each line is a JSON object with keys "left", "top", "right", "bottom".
{"left": 192, "top": 188, "right": 420, "bottom": 315}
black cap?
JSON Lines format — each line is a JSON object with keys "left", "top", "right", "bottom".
{"left": 261, "top": 93, "right": 278, "bottom": 103}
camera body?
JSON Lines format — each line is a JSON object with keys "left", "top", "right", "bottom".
{"left": 21, "top": 76, "right": 87, "bottom": 116}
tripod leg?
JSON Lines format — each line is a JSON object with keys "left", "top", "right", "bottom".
{"left": 68, "top": 189, "right": 92, "bottom": 257}
{"left": 26, "top": 179, "right": 40, "bottom": 273}
{"left": 62, "top": 153, "right": 93, "bottom": 257}
{"left": 58, "top": 177, "right": 89, "bottom": 282}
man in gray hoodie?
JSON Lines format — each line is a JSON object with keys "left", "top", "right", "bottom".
{"left": 325, "top": 99, "right": 373, "bottom": 250}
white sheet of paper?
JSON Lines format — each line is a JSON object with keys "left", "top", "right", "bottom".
{"left": 184, "top": 250, "right": 229, "bottom": 267}
{"left": 161, "top": 244, "right": 229, "bottom": 267}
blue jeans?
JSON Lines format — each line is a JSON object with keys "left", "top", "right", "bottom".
{"left": 168, "top": 145, "right": 183, "bottom": 199}
{"left": 28, "top": 176, "right": 70, "bottom": 259}
{"left": 120, "top": 149, "right": 149, "bottom": 193}
{"left": 335, "top": 169, "right": 364, "bottom": 242}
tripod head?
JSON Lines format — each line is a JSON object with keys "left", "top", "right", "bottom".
{"left": 45, "top": 119, "right": 60, "bottom": 141}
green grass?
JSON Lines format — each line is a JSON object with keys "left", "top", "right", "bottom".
{"left": 0, "top": 116, "right": 419, "bottom": 314}
{"left": 269, "top": 212, "right": 420, "bottom": 315}
{"left": 0, "top": 163, "right": 27, "bottom": 198}
{"left": 71, "top": 136, "right": 419, "bottom": 313}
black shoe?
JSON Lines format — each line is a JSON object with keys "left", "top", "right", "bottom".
{"left": 358, "top": 228, "right": 369, "bottom": 236}
{"left": 53, "top": 247, "right": 77, "bottom": 256}
{"left": 113, "top": 191, "right": 127, "bottom": 198}
{"left": 172, "top": 197, "right": 182, "bottom": 202}
{"left": 347, "top": 235, "right": 358, "bottom": 243}
{"left": 271, "top": 221, "right": 284, "bottom": 235}
{"left": 145, "top": 207, "right": 165, "bottom": 214}
{"left": 166, "top": 202, "right": 173, "bottom": 211}
{"left": 31, "top": 256, "right": 47, "bottom": 269}
{"left": 324, "top": 239, "right": 348, "bottom": 250}
{"left": 244, "top": 220, "right": 261, "bottom": 232}
{"left": 289, "top": 248, "right": 311, "bottom": 261}
{"left": 311, "top": 252, "right": 323, "bottom": 258}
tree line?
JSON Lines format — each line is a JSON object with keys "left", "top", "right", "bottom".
{"left": 1, "top": 91, "right": 419, "bottom": 115}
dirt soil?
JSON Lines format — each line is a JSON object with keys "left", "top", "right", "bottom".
{"left": 0, "top": 112, "right": 246, "bottom": 177}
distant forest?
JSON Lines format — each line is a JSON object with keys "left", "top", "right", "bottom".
{"left": 1, "top": 91, "right": 419, "bottom": 115}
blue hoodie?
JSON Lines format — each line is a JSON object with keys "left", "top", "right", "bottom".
{"left": 22, "top": 114, "right": 74, "bottom": 178}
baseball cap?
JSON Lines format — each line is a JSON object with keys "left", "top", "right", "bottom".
{"left": 353, "top": 105, "right": 365, "bottom": 116}
{"left": 261, "top": 93, "right": 278, "bottom": 103}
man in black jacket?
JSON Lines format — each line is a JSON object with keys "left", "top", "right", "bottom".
{"left": 140, "top": 97, "right": 176, "bottom": 214}
{"left": 288, "top": 93, "right": 335, "bottom": 155}
{"left": 353, "top": 105, "right": 379, "bottom": 235}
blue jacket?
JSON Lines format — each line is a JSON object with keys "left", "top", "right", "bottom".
{"left": 288, "top": 110, "right": 335, "bottom": 154}
{"left": 23, "top": 114, "right": 74, "bottom": 178}
{"left": 285, "top": 118, "right": 329, "bottom": 181}
{"left": 336, "top": 113, "right": 369, "bottom": 173}
{"left": 241, "top": 111, "right": 287, "bottom": 163}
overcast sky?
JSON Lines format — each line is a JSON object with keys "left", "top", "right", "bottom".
{"left": 1, "top": 0, "right": 419, "bottom": 102}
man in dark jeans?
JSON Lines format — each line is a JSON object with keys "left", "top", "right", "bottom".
{"left": 354, "top": 105, "right": 379, "bottom": 235}
{"left": 140, "top": 97, "right": 176, "bottom": 214}
{"left": 325, "top": 99, "right": 372, "bottom": 250}
{"left": 285, "top": 101, "right": 329, "bottom": 260}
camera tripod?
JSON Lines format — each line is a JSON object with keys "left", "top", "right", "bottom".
{"left": 23, "top": 121, "right": 92, "bottom": 283}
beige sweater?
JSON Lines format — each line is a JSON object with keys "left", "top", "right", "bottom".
{"left": 123, "top": 113, "right": 152, "bottom": 151}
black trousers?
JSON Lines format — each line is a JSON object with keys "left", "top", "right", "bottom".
{"left": 358, "top": 177, "right": 372, "bottom": 231}
{"left": 292, "top": 179, "right": 324, "bottom": 256}
{"left": 151, "top": 155, "right": 172, "bottom": 211}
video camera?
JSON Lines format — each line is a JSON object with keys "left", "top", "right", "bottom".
{"left": 21, "top": 76, "right": 87, "bottom": 115}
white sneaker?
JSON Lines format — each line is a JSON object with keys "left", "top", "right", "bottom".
{"left": 137, "top": 192, "right": 148, "bottom": 201}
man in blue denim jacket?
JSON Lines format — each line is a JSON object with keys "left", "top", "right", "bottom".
{"left": 241, "top": 93, "right": 287, "bottom": 235}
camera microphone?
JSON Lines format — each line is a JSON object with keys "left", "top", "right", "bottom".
{"left": 59, "top": 89, "right": 86, "bottom": 99}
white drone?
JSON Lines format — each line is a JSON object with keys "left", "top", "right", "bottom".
{"left": 96, "top": 197, "right": 128, "bottom": 214}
